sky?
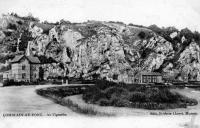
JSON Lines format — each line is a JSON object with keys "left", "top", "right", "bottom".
{"left": 0, "top": 0, "right": 200, "bottom": 31}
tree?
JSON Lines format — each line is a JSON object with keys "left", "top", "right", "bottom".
{"left": 180, "top": 28, "right": 193, "bottom": 42}
{"left": 43, "top": 20, "right": 49, "bottom": 24}
{"left": 193, "top": 31, "right": 200, "bottom": 45}
{"left": 138, "top": 31, "right": 146, "bottom": 39}
{"left": 7, "top": 23, "right": 17, "bottom": 30}
{"left": 148, "top": 24, "right": 162, "bottom": 34}
{"left": 59, "top": 19, "right": 71, "bottom": 25}
{"left": 19, "top": 29, "right": 33, "bottom": 51}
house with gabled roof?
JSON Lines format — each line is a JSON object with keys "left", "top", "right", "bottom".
{"left": 10, "top": 55, "right": 41, "bottom": 82}
{"left": 7, "top": 39, "right": 59, "bottom": 83}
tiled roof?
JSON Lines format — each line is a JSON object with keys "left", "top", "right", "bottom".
{"left": 11, "top": 55, "right": 40, "bottom": 64}
{"left": 10, "top": 55, "right": 24, "bottom": 63}
{"left": 26, "top": 56, "right": 40, "bottom": 64}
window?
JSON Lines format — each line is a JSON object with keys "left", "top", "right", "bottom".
{"left": 143, "top": 75, "right": 147, "bottom": 83}
{"left": 151, "top": 76, "right": 154, "bottom": 83}
{"left": 153, "top": 76, "right": 157, "bottom": 83}
{"left": 22, "top": 73, "right": 26, "bottom": 79}
{"left": 22, "top": 65, "right": 26, "bottom": 70}
{"left": 148, "top": 76, "right": 151, "bottom": 83}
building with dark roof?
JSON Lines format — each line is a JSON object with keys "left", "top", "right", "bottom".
{"left": 11, "top": 55, "right": 41, "bottom": 64}
{"left": 10, "top": 55, "right": 41, "bottom": 82}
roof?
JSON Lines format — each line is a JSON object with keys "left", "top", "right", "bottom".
{"left": 26, "top": 56, "right": 40, "bottom": 64}
{"left": 1, "top": 70, "right": 10, "bottom": 73}
{"left": 10, "top": 55, "right": 24, "bottom": 63}
{"left": 11, "top": 55, "right": 40, "bottom": 64}
{"left": 37, "top": 56, "right": 57, "bottom": 64}
{"left": 140, "top": 71, "right": 162, "bottom": 76}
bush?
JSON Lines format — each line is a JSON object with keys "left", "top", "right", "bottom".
{"left": 3, "top": 79, "right": 15, "bottom": 86}
{"left": 82, "top": 80, "right": 198, "bottom": 109}
{"left": 111, "top": 98, "right": 131, "bottom": 107}
{"left": 52, "top": 80, "right": 62, "bottom": 85}
{"left": 94, "top": 80, "right": 117, "bottom": 90}
{"left": 97, "top": 98, "right": 111, "bottom": 106}
{"left": 130, "top": 92, "right": 146, "bottom": 102}
{"left": 3, "top": 79, "right": 40, "bottom": 86}
{"left": 82, "top": 86, "right": 106, "bottom": 103}
{"left": 104, "top": 86, "right": 129, "bottom": 98}
{"left": 7, "top": 23, "right": 17, "bottom": 30}
{"left": 138, "top": 31, "right": 146, "bottom": 39}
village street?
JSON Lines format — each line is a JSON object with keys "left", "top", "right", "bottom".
{"left": 0, "top": 85, "right": 78, "bottom": 116}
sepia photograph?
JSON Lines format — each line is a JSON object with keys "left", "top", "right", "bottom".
{"left": 0, "top": 0, "right": 200, "bottom": 128}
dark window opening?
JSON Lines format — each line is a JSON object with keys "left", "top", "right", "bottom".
{"left": 22, "top": 65, "right": 26, "bottom": 70}
{"left": 22, "top": 73, "right": 26, "bottom": 79}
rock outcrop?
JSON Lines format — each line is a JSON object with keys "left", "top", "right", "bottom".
{"left": 1, "top": 14, "right": 200, "bottom": 83}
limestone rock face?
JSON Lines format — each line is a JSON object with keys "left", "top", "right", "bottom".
{"left": 61, "top": 23, "right": 175, "bottom": 82}
{"left": 170, "top": 32, "right": 178, "bottom": 39}
{"left": 29, "top": 22, "right": 43, "bottom": 38}
{"left": 25, "top": 22, "right": 177, "bottom": 82}
{"left": 0, "top": 31, "right": 5, "bottom": 41}
{"left": 178, "top": 42, "right": 200, "bottom": 81}
{"left": 61, "top": 29, "right": 83, "bottom": 49}
{"left": 2, "top": 14, "right": 200, "bottom": 83}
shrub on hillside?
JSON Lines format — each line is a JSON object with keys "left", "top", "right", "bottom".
{"left": 138, "top": 31, "right": 146, "bottom": 39}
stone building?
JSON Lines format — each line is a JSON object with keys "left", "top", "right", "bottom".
{"left": 137, "top": 71, "right": 163, "bottom": 84}
{"left": 10, "top": 55, "right": 41, "bottom": 82}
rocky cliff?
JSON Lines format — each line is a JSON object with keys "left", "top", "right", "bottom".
{"left": 1, "top": 14, "right": 200, "bottom": 83}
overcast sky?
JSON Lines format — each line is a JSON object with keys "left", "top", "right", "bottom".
{"left": 0, "top": 0, "right": 200, "bottom": 31}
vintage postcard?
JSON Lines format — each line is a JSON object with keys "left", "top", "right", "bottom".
{"left": 0, "top": 0, "right": 200, "bottom": 128}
